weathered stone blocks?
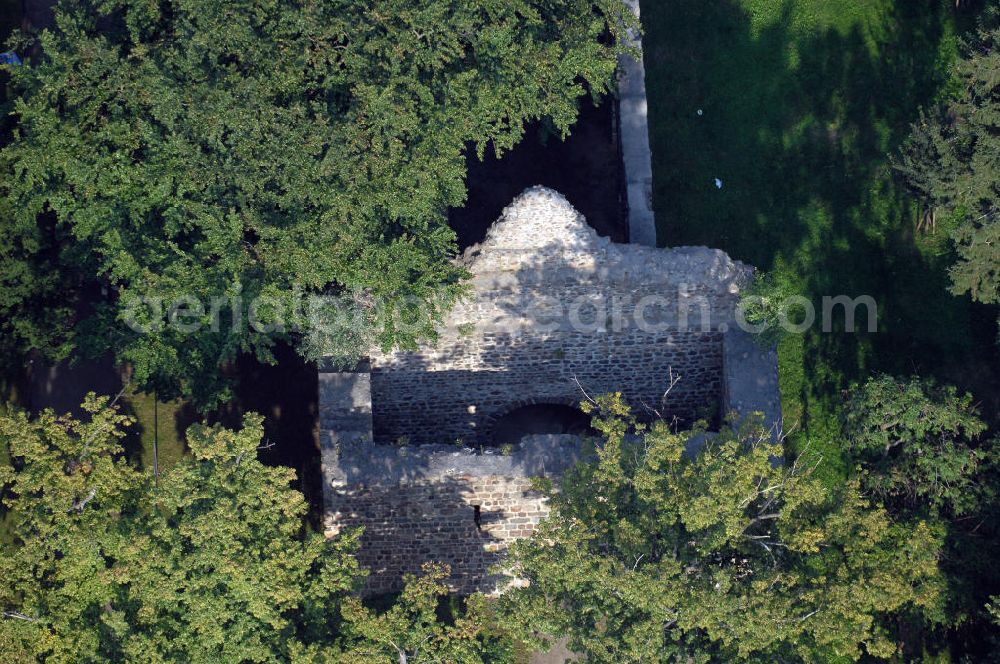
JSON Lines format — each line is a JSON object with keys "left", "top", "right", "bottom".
{"left": 319, "top": 187, "right": 781, "bottom": 594}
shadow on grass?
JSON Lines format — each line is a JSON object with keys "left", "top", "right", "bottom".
{"left": 642, "top": 0, "right": 999, "bottom": 445}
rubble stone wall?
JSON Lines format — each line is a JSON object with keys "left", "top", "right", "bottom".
{"left": 319, "top": 187, "right": 782, "bottom": 595}
{"left": 323, "top": 436, "right": 583, "bottom": 594}
{"left": 327, "top": 476, "right": 545, "bottom": 595}
{"left": 368, "top": 187, "right": 750, "bottom": 444}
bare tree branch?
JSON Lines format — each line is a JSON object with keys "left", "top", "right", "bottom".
{"left": 3, "top": 611, "right": 39, "bottom": 622}
{"left": 70, "top": 488, "right": 97, "bottom": 513}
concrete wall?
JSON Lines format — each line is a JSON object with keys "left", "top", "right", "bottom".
{"left": 722, "top": 329, "right": 783, "bottom": 437}
{"left": 618, "top": 0, "right": 657, "bottom": 246}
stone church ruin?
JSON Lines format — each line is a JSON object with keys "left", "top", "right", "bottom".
{"left": 319, "top": 0, "right": 778, "bottom": 595}
{"left": 319, "top": 187, "right": 781, "bottom": 594}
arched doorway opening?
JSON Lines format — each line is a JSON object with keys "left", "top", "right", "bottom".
{"left": 490, "top": 402, "right": 595, "bottom": 447}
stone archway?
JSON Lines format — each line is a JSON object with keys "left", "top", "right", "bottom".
{"left": 486, "top": 397, "right": 594, "bottom": 447}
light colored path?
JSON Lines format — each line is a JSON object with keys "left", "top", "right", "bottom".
{"left": 618, "top": 0, "right": 657, "bottom": 247}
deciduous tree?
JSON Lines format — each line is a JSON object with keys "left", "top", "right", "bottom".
{"left": 0, "top": 395, "right": 510, "bottom": 662}
{"left": 1, "top": 0, "right": 635, "bottom": 407}
{"left": 0, "top": 395, "right": 359, "bottom": 661}
{"left": 336, "top": 563, "right": 513, "bottom": 664}
{"left": 499, "top": 394, "right": 946, "bottom": 662}
{"left": 843, "top": 374, "right": 996, "bottom": 517}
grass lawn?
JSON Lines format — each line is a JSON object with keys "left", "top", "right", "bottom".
{"left": 642, "top": 0, "right": 1000, "bottom": 482}
{"left": 120, "top": 389, "right": 189, "bottom": 477}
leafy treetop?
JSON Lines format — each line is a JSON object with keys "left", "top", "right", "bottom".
{"left": 843, "top": 374, "right": 996, "bottom": 518}
{"left": 1, "top": 0, "right": 635, "bottom": 407}
{"left": 895, "top": 8, "right": 1000, "bottom": 305}
{"left": 499, "top": 394, "right": 946, "bottom": 663}
{"left": 0, "top": 395, "right": 512, "bottom": 662}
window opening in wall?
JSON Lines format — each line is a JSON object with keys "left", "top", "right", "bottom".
{"left": 473, "top": 505, "right": 482, "bottom": 530}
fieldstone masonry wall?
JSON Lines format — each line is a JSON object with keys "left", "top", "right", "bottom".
{"left": 329, "top": 479, "right": 544, "bottom": 596}
{"left": 372, "top": 329, "right": 724, "bottom": 445}
{"left": 324, "top": 436, "right": 582, "bottom": 595}
{"left": 320, "top": 187, "right": 782, "bottom": 594}
{"left": 369, "top": 187, "right": 749, "bottom": 444}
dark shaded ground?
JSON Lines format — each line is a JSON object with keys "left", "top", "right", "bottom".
{"left": 16, "top": 346, "right": 325, "bottom": 526}
{"left": 23, "top": 356, "right": 121, "bottom": 417}
{"left": 491, "top": 404, "right": 595, "bottom": 447}
{"left": 146, "top": 345, "right": 325, "bottom": 526}
{"left": 231, "top": 346, "right": 323, "bottom": 525}
{"left": 450, "top": 99, "right": 627, "bottom": 249}
{"left": 0, "top": 0, "right": 21, "bottom": 45}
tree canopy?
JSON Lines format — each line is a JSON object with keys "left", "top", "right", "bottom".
{"left": 843, "top": 375, "right": 1000, "bottom": 656}
{"left": 337, "top": 563, "right": 513, "bottom": 664}
{"left": 499, "top": 394, "right": 946, "bottom": 663}
{"left": 843, "top": 374, "right": 996, "bottom": 517}
{"left": 895, "top": 8, "right": 1000, "bottom": 306}
{"left": 0, "top": 0, "right": 635, "bottom": 407}
{"left": 0, "top": 395, "right": 512, "bottom": 662}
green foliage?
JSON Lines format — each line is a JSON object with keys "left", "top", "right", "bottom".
{"left": 0, "top": 0, "right": 635, "bottom": 408}
{"left": 0, "top": 395, "right": 508, "bottom": 662}
{"left": 0, "top": 395, "right": 359, "bottom": 661}
{"left": 499, "top": 394, "right": 946, "bottom": 662}
{"left": 643, "top": 5, "right": 1000, "bottom": 651}
{"left": 643, "top": 0, "right": 1000, "bottom": 504}
{"left": 842, "top": 375, "right": 1000, "bottom": 651}
{"left": 738, "top": 269, "right": 809, "bottom": 347}
{"left": 335, "top": 563, "right": 514, "bottom": 664}
{"left": 0, "top": 186, "right": 77, "bottom": 368}
{"left": 895, "top": 8, "right": 1000, "bottom": 305}
{"left": 843, "top": 375, "right": 995, "bottom": 517}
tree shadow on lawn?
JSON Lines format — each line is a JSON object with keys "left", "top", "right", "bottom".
{"left": 642, "top": 0, "right": 999, "bottom": 441}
